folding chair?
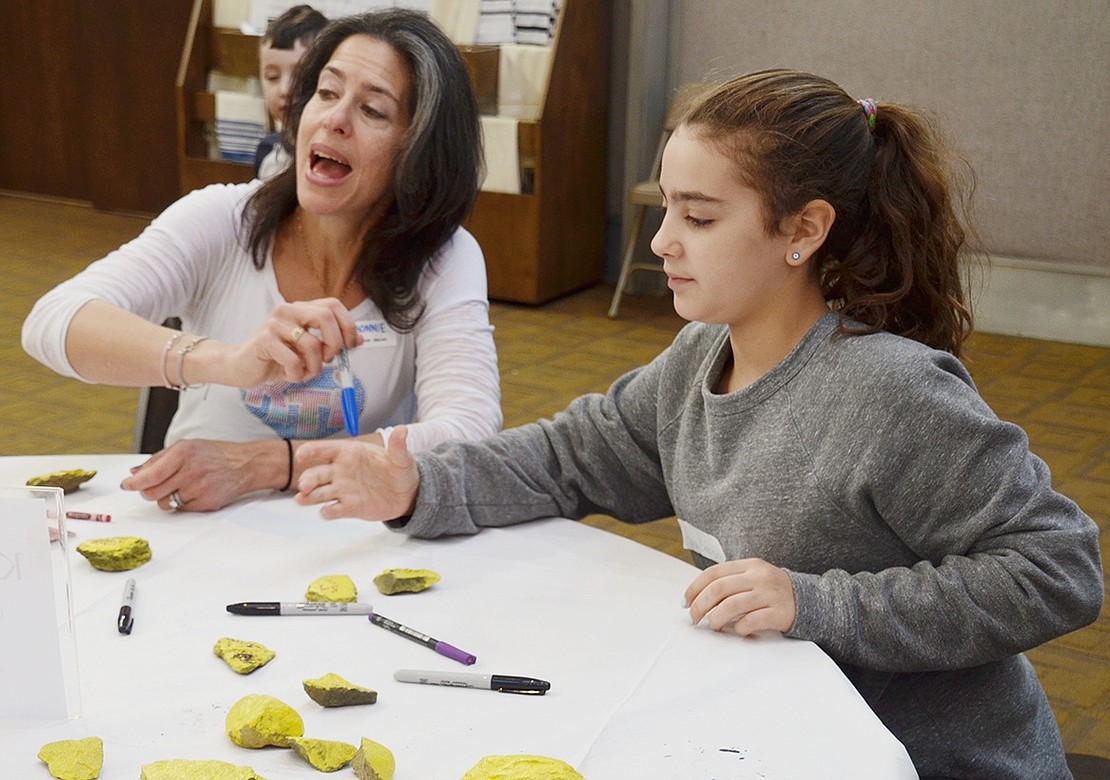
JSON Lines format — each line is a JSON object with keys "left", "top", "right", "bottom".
{"left": 608, "top": 83, "right": 715, "bottom": 318}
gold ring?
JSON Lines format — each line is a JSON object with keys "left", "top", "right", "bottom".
{"left": 289, "top": 326, "right": 306, "bottom": 344}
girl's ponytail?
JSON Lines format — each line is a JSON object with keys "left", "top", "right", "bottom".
{"left": 829, "top": 102, "right": 977, "bottom": 357}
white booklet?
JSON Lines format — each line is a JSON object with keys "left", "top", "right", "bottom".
{"left": 0, "top": 486, "right": 81, "bottom": 719}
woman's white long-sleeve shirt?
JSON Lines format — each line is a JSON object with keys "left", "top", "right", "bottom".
{"left": 22, "top": 182, "right": 502, "bottom": 452}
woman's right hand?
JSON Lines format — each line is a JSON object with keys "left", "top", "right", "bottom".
{"left": 294, "top": 426, "right": 420, "bottom": 521}
{"left": 217, "top": 297, "right": 362, "bottom": 388}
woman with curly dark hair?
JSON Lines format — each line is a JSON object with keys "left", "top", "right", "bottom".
{"left": 23, "top": 10, "right": 501, "bottom": 513}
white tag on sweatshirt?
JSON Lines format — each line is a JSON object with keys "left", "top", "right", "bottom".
{"left": 677, "top": 518, "right": 726, "bottom": 564}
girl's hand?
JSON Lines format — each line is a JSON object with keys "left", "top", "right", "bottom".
{"left": 294, "top": 426, "right": 420, "bottom": 521}
{"left": 684, "top": 558, "right": 798, "bottom": 636}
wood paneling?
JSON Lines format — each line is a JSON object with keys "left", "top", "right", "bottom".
{"left": 81, "top": 0, "right": 193, "bottom": 213}
{"left": 0, "top": 0, "right": 192, "bottom": 213}
{"left": 0, "top": 1, "right": 86, "bottom": 201}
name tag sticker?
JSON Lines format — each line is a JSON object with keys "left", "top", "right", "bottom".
{"left": 355, "top": 320, "right": 400, "bottom": 348}
{"left": 677, "top": 518, "right": 726, "bottom": 564}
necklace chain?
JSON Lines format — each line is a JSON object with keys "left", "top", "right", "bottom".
{"left": 296, "top": 214, "right": 357, "bottom": 298}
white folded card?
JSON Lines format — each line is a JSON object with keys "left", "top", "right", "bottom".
{"left": 480, "top": 116, "right": 521, "bottom": 194}
{"left": 0, "top": 487, "right": 80, "bottom": 719}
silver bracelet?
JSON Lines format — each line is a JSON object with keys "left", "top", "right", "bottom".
{"left": 176, "top": 337, "right": 210, "bottom": 391}
{"left": 160, "top": 332, "right": 185, "bottom": 389}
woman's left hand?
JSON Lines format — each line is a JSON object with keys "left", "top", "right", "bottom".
{"left": 684, "top": 558, "right": 798, "bottom": 636}
{"left": 121, "top": 439, "right": 277, "bottom": 512}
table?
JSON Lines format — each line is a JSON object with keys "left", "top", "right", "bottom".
{"left": 0, "top": 455, "right": 917, "bottom": 779}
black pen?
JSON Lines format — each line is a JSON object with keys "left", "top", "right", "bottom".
{"left": 394, "top": 669, "right": 550, "bottom": 695}
{"left": 118, "top": 578, "right": 135, "bottom": 635}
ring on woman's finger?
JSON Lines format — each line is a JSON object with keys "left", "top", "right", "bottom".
{"left": 168, "top": 490, "right": 184, "bottom": 511}
{"left": 289, "top": 325, "right": 307, "bottom": 344}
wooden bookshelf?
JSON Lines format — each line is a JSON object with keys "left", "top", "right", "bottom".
{"left": 175, "top": 0, "right": 610, "bottom": 303}
{"left": 175, "top": 0, "right": 257, "bottom": 195}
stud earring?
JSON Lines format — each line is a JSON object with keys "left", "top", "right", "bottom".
{"left": 791, "top": 251, "right": 801, "bottom": 261}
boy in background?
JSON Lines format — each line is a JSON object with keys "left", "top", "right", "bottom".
{"left": 255, "top": 4, "right": 328, "bottom": 178}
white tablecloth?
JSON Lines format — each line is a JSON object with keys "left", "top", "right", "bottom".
{"left": 0, "top": 455, "right": 917, "bottom": 779}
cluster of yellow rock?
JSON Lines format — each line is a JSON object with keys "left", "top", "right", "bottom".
{"left": 373, "top": 567, "right": 441, "bottom": 595}
{"left": 213, "top": 637, "right": 276, "bottom": 674}
{"left": 37, "top": 728, "right": 580, "bottom": 778}
{"left": 37, "top": 566, "right": 579, "bottom": 777}
{"left": 463, "top": 755, "right": 586, "bottom": 779}
{"left": 27, "top": 468, "right": 97, "bottom": 493}
{"left": 226, "top": 692, "right": 393, "bottom": 776}
{"left": 306, "top": 573, "right": 359, "bottom": 601}
{"left": 304, "top": 568, "right": 443, "bottom": 599}
{"left": 36, "top": 737, "right": 102, "bottom": 780}
{"left": 75, "top": 536, "right": 151, "bottom": 571}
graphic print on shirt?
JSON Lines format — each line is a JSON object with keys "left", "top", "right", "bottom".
{"left": 241, "top": 364, "right": 365, "bottom": 439}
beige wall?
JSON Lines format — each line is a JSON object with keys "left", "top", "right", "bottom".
{"left": 669, "top": 0, "right": 1110, "bottom": 272}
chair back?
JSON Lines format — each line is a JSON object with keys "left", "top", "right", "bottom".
{"left": 608, "top": 82, "right": 718, "bottom": 317}
{"left": 635, "top": 82, "right": 718, "bottom": 206}
{"left": 131, "top": 318, "right": 182, "bottom": 454}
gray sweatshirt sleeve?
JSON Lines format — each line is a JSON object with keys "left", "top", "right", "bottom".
{"left": 787, "top": 347, "right": 1103, "bottom": 672}
{"left": 396, "top": 355, "right": 677, "bottom": 538}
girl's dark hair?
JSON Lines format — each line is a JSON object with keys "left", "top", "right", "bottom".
{"left": 684, "top": 69, "right": 980, "bottom": 357}
{"left": 245, "top": 9, "right": 483, "bottom": 331}
{"left": 264, "top": 5, "right": 328, "bottom": 49}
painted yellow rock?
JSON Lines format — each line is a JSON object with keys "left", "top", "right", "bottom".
{"left": 225, "top": 694, "right": 304, "bottom": 748}
{"left": 36, "top": 736, "right": 103, "bottom": 780}
{"left": 303, "top": 672, "right": 378, "bottom": 707}
{"left": 213, "top": 637, "right": 276, "bottom": 674}
{"left": 27, "top": 468, "right": 96, "bottom": 494}
{"left": 140, "top": 759, "right": 266, "bottom": 779}
{"left": 351, "top": 737, "right": 396, "bottom": 780}
{"left": 288, "top": 737, "right": 358, "bottom": 772}
{"left": 305, "top": 574, "right": 357, "bottom": 602}
{"left": 75, "top": 536, "right": 151, "bottom": 571}
{"left": 460, "top": 755, "right": 585, "bottom": 780}
{"left": 372, "top": 567, "right": 441, "bottom": 595}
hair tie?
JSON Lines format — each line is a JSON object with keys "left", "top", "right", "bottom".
{"left": 279, "top": 438, "right": 294, "bottom": 492}
{"left": 858, "top": 98, "right": 877, "bottom": 132}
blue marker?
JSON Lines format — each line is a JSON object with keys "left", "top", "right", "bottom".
{"left": 338, "top": 348, "right": 359, "bottom": 436}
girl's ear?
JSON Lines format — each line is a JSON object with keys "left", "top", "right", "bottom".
{"left": 787, "top": 199, "right": 835, "bottom": 266}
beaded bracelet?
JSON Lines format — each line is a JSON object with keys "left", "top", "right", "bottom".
{"left": 176, "top": 336, "right": 210, "bottom": 391}
{"left": 160, "top": 332, "right": 185, "bottom": 389}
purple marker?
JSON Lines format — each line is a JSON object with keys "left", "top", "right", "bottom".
{"left": 369, "top": 611, "right": 476, "bottom": 665}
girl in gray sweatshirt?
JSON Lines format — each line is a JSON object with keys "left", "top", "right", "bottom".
{"left": 295, "top": 70, "right": 1103, "bottom": 779}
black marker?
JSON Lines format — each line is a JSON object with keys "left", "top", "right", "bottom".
{"left": 118, "top": 578, "right": 135, "bottom": 635}
{"left": 394, "top": 669, "right": 550, "bottom": 695}
{"left": 226, "top": 601, "right": 373, "bottom": 616}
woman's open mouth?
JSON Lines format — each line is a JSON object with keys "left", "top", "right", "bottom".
{"left": 309, "top": 149, "right": 352, "bottom": 180}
